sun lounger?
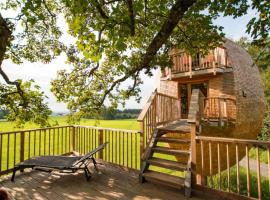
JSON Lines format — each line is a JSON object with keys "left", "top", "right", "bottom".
{"left": 11, "top": 142, "right": 108, "bottom": 182}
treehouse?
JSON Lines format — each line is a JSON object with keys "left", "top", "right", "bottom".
{"left": 138, "top": 39, "right": 265, "bottom": 194}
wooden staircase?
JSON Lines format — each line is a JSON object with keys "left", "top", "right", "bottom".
{"left": 139, "top": 122, "right": 192, "bottom": 197}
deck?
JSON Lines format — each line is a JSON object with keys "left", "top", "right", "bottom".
{"left": 0, "top": 163, "right": 202, "bottom": 200}
{"left": 157, "top": 119, "right": 190, "bottom": 133}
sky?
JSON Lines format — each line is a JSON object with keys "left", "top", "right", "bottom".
{"left": 1, "top": 9, "right": 256, "bottom": 113}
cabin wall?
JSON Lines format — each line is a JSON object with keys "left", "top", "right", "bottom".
{"left": 158, "top": 80, "right": 178, "bottom": 98}
{"left": 208, "top": 73, "right": 234, "bottom": 98}
{"left": 224, "top": 40, "right": 265, "bottom": 139}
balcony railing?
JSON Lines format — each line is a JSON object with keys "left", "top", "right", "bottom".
{"left": 203, "top": 97, "right": 236, "bottom": 123}
{"left": 163, "top": 47, "right": 229, "bottom": 78}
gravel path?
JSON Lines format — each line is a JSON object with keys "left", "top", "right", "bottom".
{"left": 239, "top": 157, "right": 268, "bottom": 177}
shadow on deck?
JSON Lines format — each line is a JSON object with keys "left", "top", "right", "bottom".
{"left": 0, "top": 162, "right": 202, "bottom": 200}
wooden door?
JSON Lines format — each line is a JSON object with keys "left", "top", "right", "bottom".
{"left": 179, "top": 82, "right": 208, "bottom": 118}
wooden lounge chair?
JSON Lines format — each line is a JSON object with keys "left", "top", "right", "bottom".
{"left": 11, "top": 142, "right": 108, "bottom": 182}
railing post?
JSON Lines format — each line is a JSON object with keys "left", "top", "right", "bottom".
{"left": 189, "top": 55, "right": 192, "bottom": 78}
{"left": 72, "top": 126, "right": 76, "bottom": 152}
{"left": 20, "top": 131, "right": 25, "bottom": 172}
{"left": 98, "top": 129, "right": 104, "bottom": 160}
{"left": 218, "top": 98, "right": 222, "bottom": 126}
{"left": 20, "top": 131, "right": 25, "bottom": 163}
{"left": 190, "top": 123, "right": 198, "bottom": 186}
{"left": 140, "top": 121, "right": 145, "bottom": 168}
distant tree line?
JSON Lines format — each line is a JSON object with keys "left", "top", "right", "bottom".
{"left": 86, "top": 109, "right": 141, "bottom": 120}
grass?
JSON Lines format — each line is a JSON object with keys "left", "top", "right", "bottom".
{"left": 209, "top": 166, "right": 270, "bottom": 199}
{"left": 0, "top": 116, "right": 139, "bottom": 132}
{"left": 0, "top": 117, "right": 140, "bottom": 171}
{"left": 249, "top": 147, "right": 269, "bottom": 164}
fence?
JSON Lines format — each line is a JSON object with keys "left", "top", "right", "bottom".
{"left": 194, "top": 136, "right": 270, "bottom": 200}
{"left": 0, "top": 125, "right": 141, "bottom": 176}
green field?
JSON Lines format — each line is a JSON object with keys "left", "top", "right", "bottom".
{"left": 0, "top": 116, "right": 139, "bottom": 132}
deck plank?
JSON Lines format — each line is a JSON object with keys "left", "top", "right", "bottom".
{"left": 0, "top": 163, "right": 202, "bottom": 200}
{"left": 157, "top": 120, "right": 190, "bottom": 133}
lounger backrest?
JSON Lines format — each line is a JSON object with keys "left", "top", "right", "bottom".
{"left": 72, "top": 142, "right": 108, "bottom": 166}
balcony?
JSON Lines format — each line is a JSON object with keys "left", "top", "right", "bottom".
{"left": 162, "top": 47, "right": 233, "bottom": 80}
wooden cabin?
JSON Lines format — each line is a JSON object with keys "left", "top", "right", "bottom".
{"left": 138, "top": 39, "right": 265, "bottom": 194}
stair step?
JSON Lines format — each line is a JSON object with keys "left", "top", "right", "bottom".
{"left": 152, "top": 147, "right": 190, "bottom": 156}
{"left": 156, "top": 137, "right": 190, "bottom": 144}
{"left": 143, "top": 170, "right": 185, "bottom": 189}
{"left": 148, "top": 158, "right": 187, "bottom": 171}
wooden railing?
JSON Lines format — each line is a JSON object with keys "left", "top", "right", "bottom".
{"left": 163, "top": 47, "right": 228, "bottom": 78}
{"left": 137, "top": 90, "right": 181, "bottom": 148}
{"left": 204, "top": 97, "right": 236, "bottom": 122}
{"left": 0, "top": 126, "right": 141, "bottom": 176}
{"left": 188, "top": 90, "right": 268, "bottom": 199}
{"left": 0, "top": 126, "right": 73, "bottom": 176}
{"left": 195, "top": 136, "right": 270, "bottom": 200}
{"left": 74, "top": 126, "right": 140, "bottom": 170}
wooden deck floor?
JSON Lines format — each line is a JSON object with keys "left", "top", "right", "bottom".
{"left": 158, "top": 119, "right": 190, "bottom": 133}
{"left": 0, "top": 163, "right": 203, "bottom": 200}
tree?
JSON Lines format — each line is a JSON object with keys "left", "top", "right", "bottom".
{"left": 1, "top": 0, "right": 270, "bottom": 124}
{"left": 0, "top": 0, "right": 65, "bottom": 126}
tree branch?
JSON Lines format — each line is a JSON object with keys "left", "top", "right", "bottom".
{"left": 97, "top": 0, "right": 196, "bottom": 106}
{"left": 94, "top": 0, "right": 109, "bottom": 19}
{"left": 126, "top": 0, "right": 135, "bottom": 36}
{"left": 138, "top": 0, "right": 196, "bottom": 72}
{"left": 0, "top": 14, "right": 28, "bottom": 107}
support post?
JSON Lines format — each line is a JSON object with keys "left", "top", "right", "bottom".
{"left": 98, "top": 129, "right": 104, "bottom": 160}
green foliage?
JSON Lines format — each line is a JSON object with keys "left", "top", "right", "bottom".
{"left": 210, "top": 166, "right": 270, "bottom": 199}
{"left": 0, "top": 0, "right": 66, "bottom": 127}
{"left": 1, "top": 0, "right": 270, "bottom": 124}
{"left": 0, "top": 79, "right": 51, "bottom": 127}
{"left": 50, "top": 0, "right": 270, "bottom": 120}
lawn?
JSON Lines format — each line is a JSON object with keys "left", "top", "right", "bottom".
{"left": 249, "top": 147, "right": 269, "bottom": 164}
{"left": 210, "top": 166, "right": 270, "bottom": 199}
{"left": 0, "top": 116, "right": 139, "bottom": 132}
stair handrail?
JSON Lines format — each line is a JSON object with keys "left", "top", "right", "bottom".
{"left": 137, "top": 89, "right": 157, "bottom": 122}
{"left": 137, "top": 89, "right": 182, "bottom": 161}
{"left": 187, "top": 89, "right": 205, "bottom": 188}
{"left": 187, "top": 89, "right": 205, "bottom": 126}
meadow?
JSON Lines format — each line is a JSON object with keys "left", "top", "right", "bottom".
{"left": 0, "top": 116, "right": 139, "bottom": 132}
